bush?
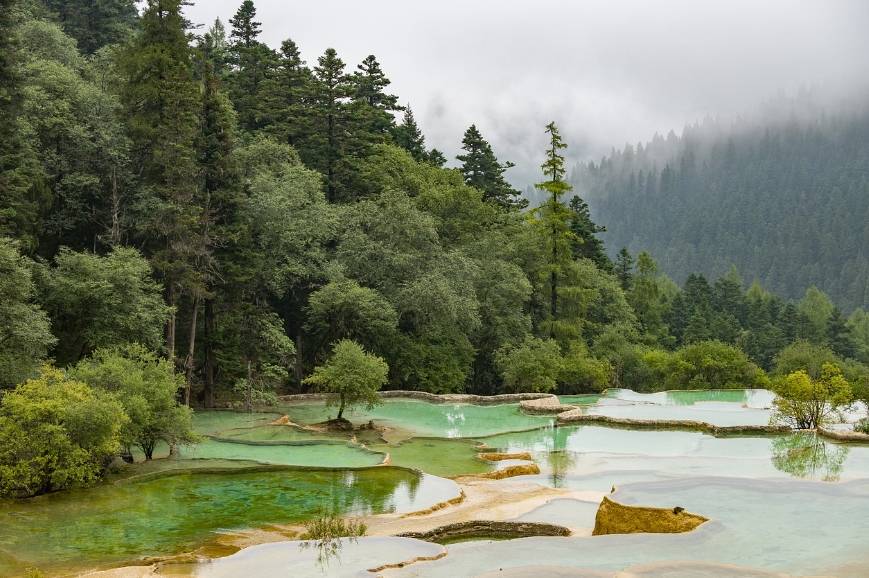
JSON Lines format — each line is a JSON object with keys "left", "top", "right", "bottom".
{"left": 71, "top": 345, "right": 196, "bottom": 460}
{"left": 558, "top": 342, "right": 613, "bottom": 394}
{"left": 667, "top": 340, "right": 768, "bottom": 390}
{"left": 771, "top": 363, "right": 852, "bottom": 429}
{"left": 495, "top": 336, "right": 562, "bottom": 393}
{"left": 773, "top": 341, "right": 841, "bottom": 379}
{"left": 0, "top": 367, "right": 127, "bottom": 497}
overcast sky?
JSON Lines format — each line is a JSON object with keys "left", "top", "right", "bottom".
{"left": 185, "top": 0, "right": 869, "bottom": 187}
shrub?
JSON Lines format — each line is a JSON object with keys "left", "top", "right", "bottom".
{"left": 558, "top": 342, "right": 613, "bottom": 393}
{"left": 71, "top": 345, "right": 196, "bottom": 460}
{"left": 495, "top": 336, "right": 562, "bottom": 393}
{"left": 0, "top": 367, "right": 127, "bottom": 497}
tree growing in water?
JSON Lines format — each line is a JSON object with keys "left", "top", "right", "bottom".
{"left": 771, "top": 363, "right": 852, "bottom": 429}
{"left": 303, "top": 340, "right": 388, "bottom": 421}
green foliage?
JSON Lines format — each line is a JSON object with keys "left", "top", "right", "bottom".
{"left": 70, "top": 345, "right": 195, "bottom": 460}
{"left": 848, "top": 308, "right": 869, "bottom": 364}
{"left": 303, "top": 340, "right": 388, "bottom": 420}
{"left": 573, "top": 114, "right": 869, "bottom": 311}
{"left": 773, "top": 341, "right": 842, "bottom": 379}
{"left": 306, "top": 278, "right": 398, "bottom": 359}
{"left": 0, "top": 238, "right": 55, "bottom": 387}
{"left": 771, "top": 363, "right": 852, "bottom": 429}
{"left": 36, "top": 247, "right": 169, "bottom": 365}
{"left": 495, "top": 336, "right": 562, "bottom": 393}
{"left": 42, "top": 0, "right": 137, "bottom": 54}
{"left": 667, "top": 340, "right": 767, "bottom": 390}
{"left": 0, "top": 367, "right": 126, "bottom": 497}
{"left": 558, "top": 342, "right": 613, "bottom": 394}
{"left": 457, "top": 124, "right": 526, "bottom": 210}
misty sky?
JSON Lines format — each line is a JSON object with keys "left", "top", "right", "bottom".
{"left": 185, "top": 0, "right": 869, "bottom": 187}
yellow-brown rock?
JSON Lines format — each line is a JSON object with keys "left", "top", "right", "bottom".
{"left": 592, "top": 496, "right": 707, "bottom": 536}
{"left": 477, "top": 451, "right": 533, "bottom": 462}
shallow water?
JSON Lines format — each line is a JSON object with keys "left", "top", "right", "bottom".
{"left": 383, "top": 478, "right": 869, "bottom": 577}
{"left": 280, "top": 399, "right": 553, "bottom": 438}
{"left": 0, "top": 467, "right": 458, "bottom": 575}
{"left": 483, "top": 426, "right": 869, "bottom": 484}
{"left": 180, "top": 438, "right": 385, "bottom": 468}
{"left": 190, "top": 536, "right": 444, "bottom": 577}
{"left": 367, "top": 437, "right": 493, "bottom": 477}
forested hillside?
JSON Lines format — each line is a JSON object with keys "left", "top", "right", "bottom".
{"left": 571, "top": 112, "right": 869, "bottom": 312}
{"left": 0, "top": 0, "right": 867, "bottom": 435}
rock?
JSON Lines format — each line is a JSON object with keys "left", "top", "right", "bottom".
{"left": 592, "top": 496, "right": 707, "bottom": 536}
{"left": 477, "top": 452, "right": 533, "bottom": 462}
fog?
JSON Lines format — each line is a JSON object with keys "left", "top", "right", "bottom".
{"left": 184, "top": 0, "right": 869, "bottom": 187}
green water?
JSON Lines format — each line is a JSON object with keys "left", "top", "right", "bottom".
{"left": 0, "top": 467, "right": 458, "bottom": 575}
{"left": 179, "top": 438, "right": 385, "bottom": 467}
{"left": 556, "top": 394, "right": 602, "bottom": 406}
{"left": 280, "top": 398, "right": 553, "bottom": 438}
{"left": 368, "top": 437, "right": 493, "bottom": 477}
{"left": 214, "top": 424, "right": 343, "bottom": 444}
{"left": 192, "top": 411, "right": 283, "bottom": 435}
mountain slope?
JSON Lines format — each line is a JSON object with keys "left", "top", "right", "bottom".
{"left": 571, "top": 111, "right": 869, "bottom": 310}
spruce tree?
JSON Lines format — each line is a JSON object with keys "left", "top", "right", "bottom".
{"left": 262, "top": 38, "right": 312, "bottom": 147}
{"left": 43, "top": 0, "right": 138, "bottom": 54}
{"left": 426, "top": 148, "right": 447, "bottom": 167}
{"left": 227, "top": 0, "right": 275, "bottom": 132}
{"left": 827, "top": 307, "right": 856, "bottom": 359}
{"left": 196, "top": 34, "right": 241, "bottom": 406}
{"left": 121, "top": 0, "right": 203, "bottom": 369}
{"left": 351, "top": 54, "right": 401, "bottom": 137}
{"left": 393, "top": 105, "right": 426, "bottom": 161}
{"left": 457, "top": 124, "right": 526, "bottom": 210}
{"left": 308, "top": 47, "right": 352, "bottom": 201}
{"left": 568, "top": 195, "right": 611, "bottom": 270}
{"left": 614, "top": 248, "right": 634, "bottom": 290}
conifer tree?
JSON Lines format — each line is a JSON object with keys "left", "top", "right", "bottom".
{"left": 457, "top": 124, "right": 526, "bottom": 210}
{"left": 121, "top": 0, "right": 203, "bottom": 370}
{"left": 568, "top": 195, "right": 610, "bottom": 270}
{"left": 195, "top": 34, "right": 241, "bottom": 405}
{"left": 227, "top": 0, "right": 275, "bottom": 132}
{"left": 426, "top": 148, "right": 447, "bottom": 167}
{"left": 262, "top": 38, "right": 312, "bottom": 147}
{"left": 308, "top": 47, "right": 352, "bottom": 201}
{"left": 351, "top": 54, "right": 401, "bottom": 137}
{"left": 614, "top": 247, "right": 634, "bottom": 290}
{"left": 534, "top": 122, "right": 576, "bottom": 340}
{"left": 43, "top": 0, "right": 138, "bottom": 54}
{"left": 827, "top": 307, "right": 856, "bottom": 359}
{"left": 393, "top": 105, "right": 426, "bottom": 161}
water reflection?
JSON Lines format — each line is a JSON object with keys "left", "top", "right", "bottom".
{"left": 771, "top": 432, "right": 849, "bottom": 482}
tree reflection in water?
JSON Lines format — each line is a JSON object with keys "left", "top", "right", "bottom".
{"left": 771, "top": 432, "right": 849, "bottom": 482}
{"left": 299, "top": 513, "right": 367, "bottom": 572}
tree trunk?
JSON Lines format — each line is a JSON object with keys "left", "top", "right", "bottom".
{"left": 337, "top": 392, "right": 345, "bottom": 420}
{"left": 166, "top": 283, "right": 177, "bottom": 364}
{"left": 295, "top": 328, "right": 304, "bottom": 385}
{"left": 184, "top": 295, "right": 200, "bottom": 406}
{"left": 245, "top": 359, "right": 252, "bottom": 413}
{"left": 203, "top": 299, "right": 216, "bottom": 408}
{"left": 109, "top": 164, "right": 121, "bottom": 245}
